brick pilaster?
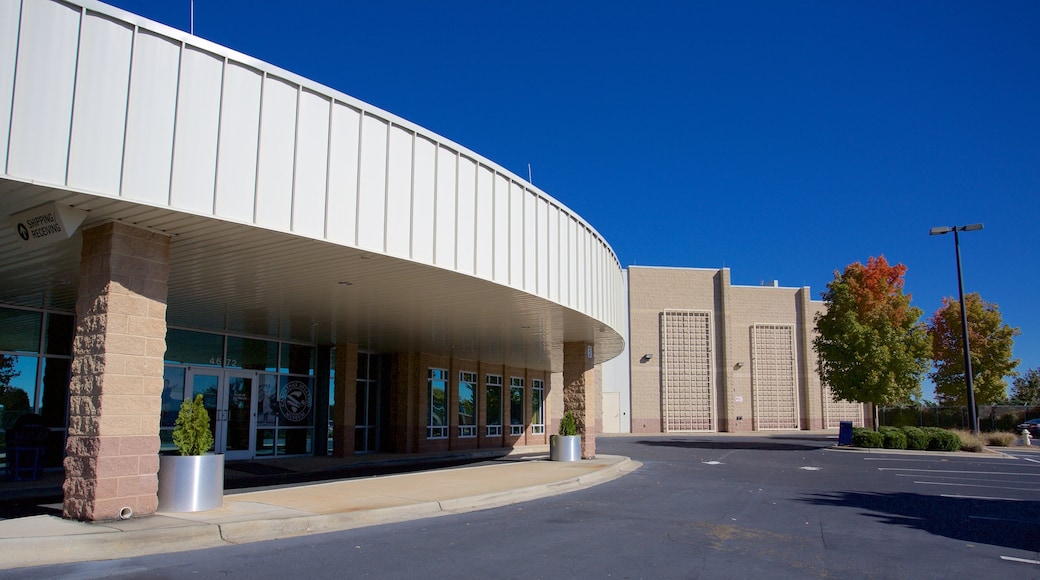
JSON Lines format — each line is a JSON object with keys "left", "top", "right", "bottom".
{"left": 331, "top": 343, "right": 359, "bottom": 458}
{"left": 63, "top": 222, "right": 170, "bottom": 521}
{"left": 563, "top": 341, "right": 596, "bottom": 459}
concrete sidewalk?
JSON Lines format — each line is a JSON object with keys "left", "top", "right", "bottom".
{"left": 0, "top": 454, "right": 639, "bottom": 570}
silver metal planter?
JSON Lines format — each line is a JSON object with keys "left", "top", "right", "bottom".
{"left": 157, "top": 454, "right": 225, "bottom": 512}
{"left": 550, "top": 435, "right": 582, "bottom": 462}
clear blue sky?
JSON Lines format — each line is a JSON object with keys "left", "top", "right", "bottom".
{"left": 105, "top": 0, "right": 1039, "bottom": 401}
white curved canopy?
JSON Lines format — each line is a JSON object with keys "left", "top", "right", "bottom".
{"left": 0, "top": 0, "right": 625, "bottom": 369}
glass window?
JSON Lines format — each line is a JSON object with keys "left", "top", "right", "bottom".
{"left": 0, "top": 308, "right": 42, "bottom": 353}
{"left": 427, "top": 368, "right": 448, "bottom": 438}
{"left": 44, "top": 313, "right": 74, "bottom": 356}
{"left": 226, "top": 336, "right": 278, "bottom": 371}
{"left": 328, "top": 348, "right": 336, "bottom": 456}
{"left": 357, "top": 351, "right": 369, "bottom": 378}
{"left": 0, "top": 354, "right": 38, "bottom": 429}
{"left": 485, "top": 375, "right": 502, "bottom": 436}
{"left": 165, "top": 329, "right": 224, "bottom": 366}
{"left": 509, "top": 377, "right": 524, "bottom": 435}
{"left": 256, "top": 429, "right": 275, "bottom": 456}
{"left": 458, "top": 371, "right": 476, "bottom": 438}
{"left": 280, "top": 343, "right": 315, "bottom": 375}
{"left": 257, "top": 374, "right": 279, "bottom": 426}
{"left": 277, "top": 376, "right": 314, "bottom": 426}
{"left": 161, "top": 366, "right": 186, "bottom": 430}
{"left": 40, "top": 357, "right": 70, "bottom": 428}
{"left": 282, "top": 428, "right": 312, "bottom": 454}
{"left": 532, "top": 378, "right": 544, "bottom": 435}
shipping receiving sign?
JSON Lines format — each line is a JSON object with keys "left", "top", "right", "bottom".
{"left": 10, "top": 202, "right": 88, "bottom": 249}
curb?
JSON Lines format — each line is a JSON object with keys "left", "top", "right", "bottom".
{"left": 825, "top": 445, "right": 1021, "bottom": 459}
{"left": 0, "top": 457, "right": 640, "bottom": 569}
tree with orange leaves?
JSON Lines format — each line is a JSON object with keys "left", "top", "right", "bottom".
{"left": 926, "top": 292, "right": 1019, "bottom": 405}
{"left": 814, "top": 256, "right": 931, "bottom": 426}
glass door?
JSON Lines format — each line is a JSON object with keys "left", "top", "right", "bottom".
{"left": 184, "top": 368, "right": 258, "bottom": 459}
{"left": 223, "top": 371, "right": 257, "bottom": 460}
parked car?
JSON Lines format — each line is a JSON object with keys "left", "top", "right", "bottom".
{"left": 1016, "top": 418, "right": 1040, "bottom": 437}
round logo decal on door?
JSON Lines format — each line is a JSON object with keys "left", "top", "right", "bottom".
{"left": 278, "top": 380, "right": 312, "bottom": 422}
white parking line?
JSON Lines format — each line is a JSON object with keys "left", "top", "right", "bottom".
{"left": 863, "top": 457, "right": 944, "bottom": 461}
{"left": 941, "top": 494, "right": 1027, "bottom": 501}
{"left": 878, "top": 467, "right": 1040, "bottom": 476}
{"left": 913, "top": 481, "right": 1039, "bottom": 492}
{"left": 894, "top": 473, "right": 1032, "bottom": 484}
{"left": 1000, "top": 556, "right": 1040, "bottom": 565}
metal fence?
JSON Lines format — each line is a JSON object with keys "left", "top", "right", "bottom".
{"left": 879, "top": 405, "right": 1040, "bottom": 432}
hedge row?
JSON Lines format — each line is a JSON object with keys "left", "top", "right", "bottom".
{"left": 851, "top": 426, "right": 960, "bottom": 452}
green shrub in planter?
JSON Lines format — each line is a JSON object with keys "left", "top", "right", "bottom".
{"left": 172, "top": 394, "right": 214, "bottom": 456}
{"left": 901, "top": 426, "right": 929, "bottom": 450}
{"left": 852, "top": 427, "right": 883, "bottom": 448}
{"left": 559, "top": 411, "right": 578, "bottom": 436}
{"left": 881, "top": 429, "right": 907, "bottom": 449}
{"left": 923, "top": 427, "right": 960, "bottom": 451}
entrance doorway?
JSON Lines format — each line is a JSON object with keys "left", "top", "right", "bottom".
{"left": 184, "top": 368, "right": 258, "bottom": 460}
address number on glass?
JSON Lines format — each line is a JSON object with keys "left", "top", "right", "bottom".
{"left": 209, "top": 357, "right": 238, "bottom": 367}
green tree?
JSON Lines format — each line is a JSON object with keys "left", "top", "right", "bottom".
{"left": 814, "top": 256, "right": 932, "bottom": 427}
{"left": 1009, "top": 368, "right": 1040, "bottom": 405}
{"left": 927, "top": 292, "right": 1020, "bottom": 405}
{"left": 172, "top": 394, "right": 215, "bottom": 456}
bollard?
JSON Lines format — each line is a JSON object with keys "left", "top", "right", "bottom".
{"left": 1023, "top": 429, "right": 1032, "bottom": 446}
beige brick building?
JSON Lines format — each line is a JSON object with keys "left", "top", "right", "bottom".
{"left": 625, "top": 266, "right": 865, "bottom": 433}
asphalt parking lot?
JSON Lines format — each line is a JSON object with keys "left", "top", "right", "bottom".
{"left": 7, "top": 433, "right": 1039, "bottom": 578}
{"left": 594, "top": 434, "right": 1040, "bottom": 576}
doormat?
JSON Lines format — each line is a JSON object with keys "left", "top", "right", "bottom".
{"left": 226, "top": 462, "right": 295, "bottom": 476}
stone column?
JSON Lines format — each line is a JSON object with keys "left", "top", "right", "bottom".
{"left": 563, "top": 341, "right": 597, "bottom": 459}
{"left": 331, "top": 343, "right": 358, "bottom": 457}
{"left": 63, "top": 222, "right": 170, "bottom": 521}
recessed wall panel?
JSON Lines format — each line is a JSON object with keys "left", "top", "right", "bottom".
{"left": 536, "top": 197, "right": 549, "bottom": 297}
{"left": 214, "top": 61, "right": 261, "bottom": 222}
{"left": 386, "top": 125, "right": 413, "bottom": 258}
{"left": 435, "top": 146, "right": 457, "bottom": 268}
{"left": 255, "top": 76, "right": 297, "bottom": 230}
{"left": 292, "top": 90, "right": 331, "bottom": 238}
{"left": 456, "top": 156, "right": 476, "bottom": 275}
{"left": 67, "top": 12, "right": 133, "bottom": 195}
{"left": 7, "top": 0, "right": 79, "bottom": 184}
{"left": 548, "top": 205, "right": 559, "bottom": 302}
{"left": 475, "top": 165, "right": 494, "bottom": 279}
{"left": 524, "top": 191, "right": 537, "bottom": 293}
{"left": 357, "top": 114, "right": 388, "bottom": 251}
{"left": 411, "top": 136, "right": 436, "bottom": 262}
{"left": 492, "top": 173, "right": 510, "bottom": 284}
{"left": 170, "top": 46, "right": 222, "bottom": 213}
{"left": 0, "top": 0, "right": 21, "bottom": 172}
{"left": 509, "top": 182, "right": 525, "bottom": 287}
{"left": 121, "top": 30, "right": 180, "bottom": 204}
{"left": 326, "top": 101, "right": 360, "bottom": 245}
{"left": 569, "top": 218, "right": 578, "bottom": 307}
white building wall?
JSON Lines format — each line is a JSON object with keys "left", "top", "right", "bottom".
{"left": 1, "top": 0, "right": 626, "bottom": 343}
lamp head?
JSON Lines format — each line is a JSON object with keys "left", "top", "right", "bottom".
{"left": 930, "top": 226, "right": 951, "bottom": 236}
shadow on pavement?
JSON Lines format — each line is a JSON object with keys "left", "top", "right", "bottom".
{"left": 0, "top": 454, "right": 505, "bottom": 520}
{"left": 636, "top": 439, "right": 825, "bottom": 452}
{"left": 798, "top": 491, "right": 1040, "bottom": 552}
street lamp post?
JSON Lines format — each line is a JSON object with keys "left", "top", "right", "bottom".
{"left": 929, "top": 223, "right": 983, "bottom": 434}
